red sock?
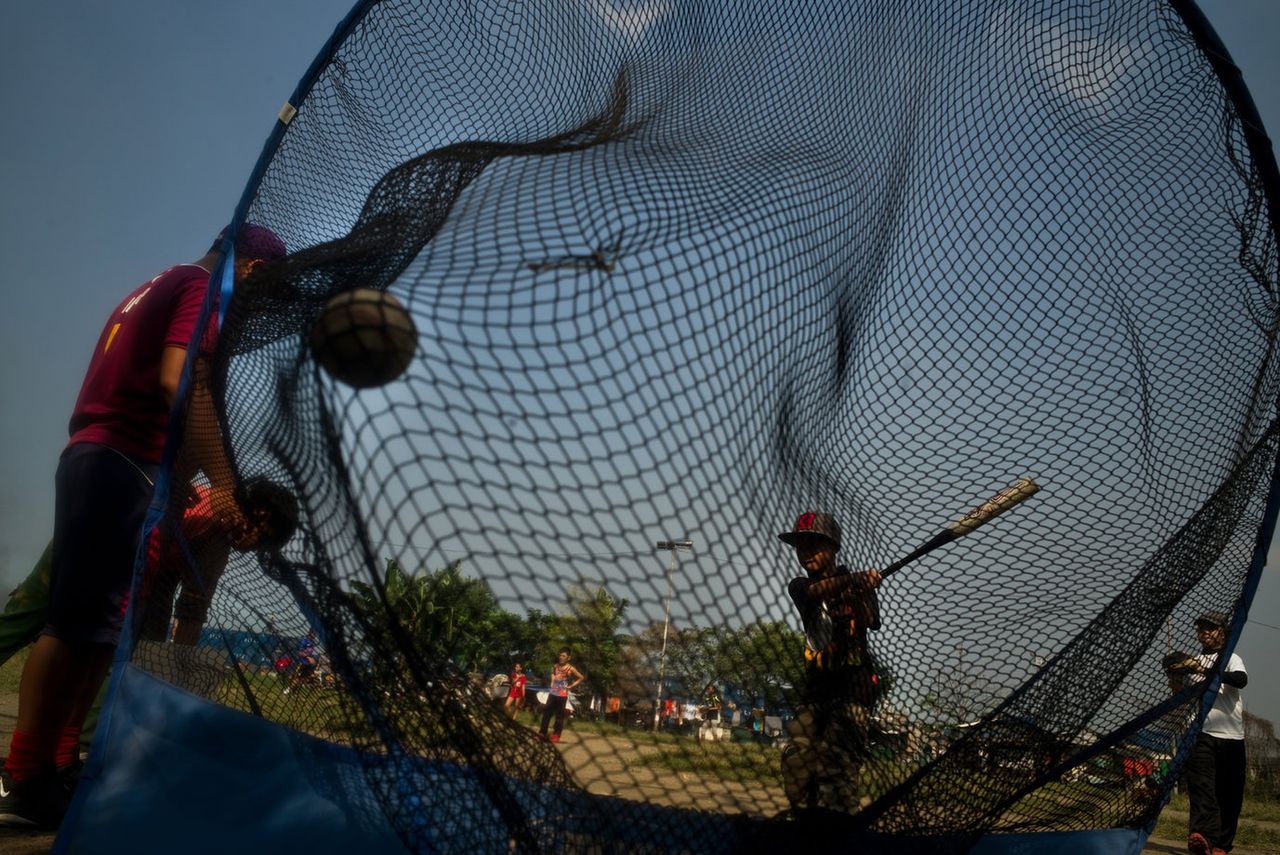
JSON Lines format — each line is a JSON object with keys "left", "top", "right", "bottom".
{"left": 55, "top": 727, "right": 82, "bottom": 769}
{"left": 4, "top": 730, "right": 55, "bottom": 782}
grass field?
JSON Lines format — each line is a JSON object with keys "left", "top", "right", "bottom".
{"left": 1155, "top": 791, "right": 1280, "bottom": 852}
{"left": 0, "top": 645, "right": 26, "bottom": 693}
{"left": 618, "top": 719, "right": 1279, "bottom": 851}
{"left": 2, "top": 648, "right": 1275, "bottom": 852}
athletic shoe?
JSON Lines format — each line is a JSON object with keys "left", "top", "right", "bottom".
{"left": 0, "top": 767, "right": 68, "bottom": 829}
{"left": 1187, "top": 833, "right": 1212, "bottom": 855}
{"left": 57, "top": 758, "right": 84, "bottom": 794}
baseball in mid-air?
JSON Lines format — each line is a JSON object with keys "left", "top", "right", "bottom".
{"left": 309, "top": 287, "right": 417, "bottom": 388}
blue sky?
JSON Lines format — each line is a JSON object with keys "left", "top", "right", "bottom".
{"left": 1, "top": 0, "right": 1278, "bottom": 726}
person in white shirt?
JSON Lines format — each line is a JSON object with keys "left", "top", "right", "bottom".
{"left": 1180, "top": 611, "right": 1248, "bottom": 855}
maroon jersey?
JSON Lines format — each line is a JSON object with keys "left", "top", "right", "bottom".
{"left": 68, "top": 264, "right": 215, "bottom": 462}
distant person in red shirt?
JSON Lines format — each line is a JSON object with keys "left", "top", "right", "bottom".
{"left": 504, "top": 662, "right": 527, "bottom": 720}
{"left": 0, "top": 225, "right": 286, "bottom": 830}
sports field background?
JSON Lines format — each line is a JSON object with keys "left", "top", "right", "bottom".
{"left": 1, "top": 649, "right": 1274, "bottom": 853}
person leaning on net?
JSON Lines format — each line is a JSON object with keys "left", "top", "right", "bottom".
{"left": 136, "top": 477, "right": 298, "bottom": 646}
{"left": 0, "top": 479, "right": 296, "bottom": 660}
{"left": 1164, "top": 611, "right": 1248, "bottom": 855}
{"left": 777, "top": 511, "right": 883, "bottom": 817}
{"left": 0, "top": 481, "right": 298, "bottom": 653}
{"left": 0, "top": 225, "right": 286, "bottom": 830}
{"left": 0, "top": 478, "right": 296, "bottom": 744}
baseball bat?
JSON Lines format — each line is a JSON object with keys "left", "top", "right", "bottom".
{"left": 881, "top": 477, "right": 1040, "bottom": 578}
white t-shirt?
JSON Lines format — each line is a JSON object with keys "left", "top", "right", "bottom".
{"left": 1197, "top": 651, "right": 1246, "bottom": 740}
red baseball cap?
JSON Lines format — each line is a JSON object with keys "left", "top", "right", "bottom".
{"left": 778, "top": 512, "right": 842, "bottom": 550}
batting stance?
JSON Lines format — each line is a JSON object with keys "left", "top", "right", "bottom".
{"left": 778, "top": 512, "right": 883, "bottom": 814}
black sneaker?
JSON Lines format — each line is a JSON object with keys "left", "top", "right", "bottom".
{"left": 0, "top": 767, "right": 69, "bottom": 829}
{"left": 57, "top": 758, "right": 85, "bottom": 794}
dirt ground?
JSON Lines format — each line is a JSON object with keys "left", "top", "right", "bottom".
{"left": 551, "top": 727, "right": 791, "bottom": 814}
{"left": 0, "top": 690, "right": 1268, "bottom": 854}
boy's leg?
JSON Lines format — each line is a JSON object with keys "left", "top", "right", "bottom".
{"left": 553, "top": 698, "right": 569, "bottom": 736}
{"left": 822, "top": 702, "right": 872, "bottom": 811}
{"left": 171, "top": 544, "right": 231, "bottom": 645}
{"left": 77, "top": 680, "right": 109, "bottom": 755}
{"left": 136, "top": 562, "right": 179, "bottom": 643}
{"left": 539, "top": 696, "right": 562, "bottom": 736}
{"left": 9, "top": 447, "right": 152, "bottom": 773}
{"left": 782, "top": 703, "right": 870, "bottom": 814}
{"left": 17, "top": 638, "right": 111, "bottom": 768}
{"left": 781, "top": 705, "right": 822, "bottom": 810}
{"left": 0, "top": 542, "right": 54, "bottom": 667}
{"left": 538, "top": 700, "right": 553, "bottom": 734}
{"left": 0, "top": 542, "right": 108, "bottom": 757}
{"left": 1214, "top": 738, "right": 1246, "bottom": 852}
{"left": 1185, "top": 734, "right": 1221, "bottom": 849}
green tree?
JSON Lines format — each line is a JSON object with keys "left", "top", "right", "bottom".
{"left": 712, "top": 620, "right": 806, "bottom": 711}
{"left": 350, "top": 558, "right": 511, "bottom": 674}
{"left": 616, "top": 619, "right": 806, "bottom": 713}
{"left": 540, "top": 584, "right": 628, "bottom": 713}
{"left": 616, "top": 627, "right": 658, "bottom": 706}
{"left": 492, "top": 607, "right": 553, "bottom": 674}
{"left": 619, "top": 622, "right": 722, "bottom": 704}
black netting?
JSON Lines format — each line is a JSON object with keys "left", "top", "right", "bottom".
{"left": 130, "top": 1, "right": 1279, "bottom": 852}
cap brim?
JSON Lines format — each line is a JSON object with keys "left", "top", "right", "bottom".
{"left": 778, "top": 532, "right": 836, "bottom": 547}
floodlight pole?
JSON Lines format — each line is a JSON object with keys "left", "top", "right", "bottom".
{"left": 653, "top": 539, "right": 693, "bottom": 731}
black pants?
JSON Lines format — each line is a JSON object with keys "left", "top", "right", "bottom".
{"left": 540, "top": 694, "right": 569, "bottom": 735}
{"left": 49, "top": 443, "right": 157, "bottom": 645}
{"left": 1185, "top": 733, "right": 1246, "bottom": 851}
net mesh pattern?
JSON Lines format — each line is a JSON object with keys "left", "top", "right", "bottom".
{"left": 130, "top": 0, "right": 1279, "bottom": 852}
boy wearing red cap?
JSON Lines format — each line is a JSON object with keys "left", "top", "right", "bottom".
{"left": 778, "top": 511, "right": 883, "bottom": 815}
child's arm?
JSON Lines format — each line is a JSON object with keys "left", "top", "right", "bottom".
{"left": 806, "top": 569, "right": 882, "bottom": 601}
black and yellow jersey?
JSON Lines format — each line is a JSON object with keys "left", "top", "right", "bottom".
{"left": 788, "top": 566, "right": 881, "bottom": 702}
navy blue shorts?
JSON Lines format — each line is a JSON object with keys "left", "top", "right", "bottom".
{"left": 46, "top": 443, "right": 158, "bottom": 645}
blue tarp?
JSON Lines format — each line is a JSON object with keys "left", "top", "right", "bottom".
{"left": 53, "top": 665, "right": 1151, "bottom": 854}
